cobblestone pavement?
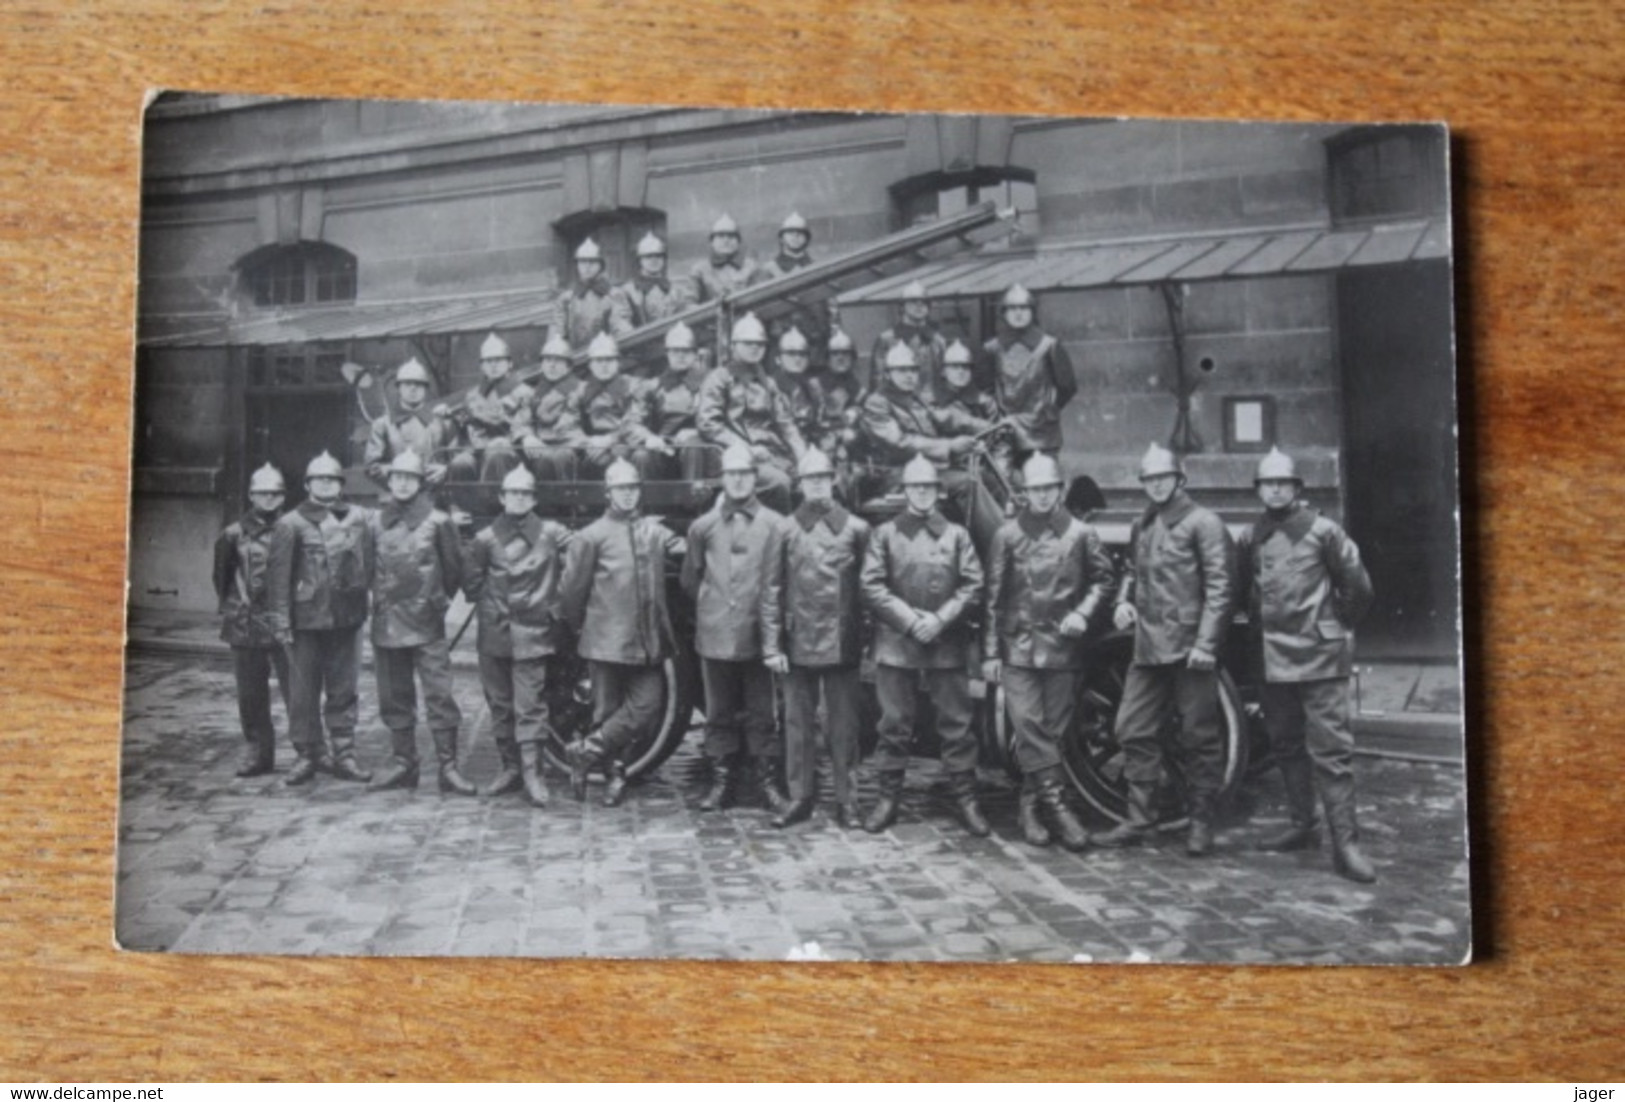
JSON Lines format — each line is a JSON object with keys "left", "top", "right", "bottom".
{"left": 116, "top": 654, "right": 1471, "bottom": 965}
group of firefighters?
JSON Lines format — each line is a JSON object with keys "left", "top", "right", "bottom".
{"left": 210, "top": 214, "right": 1380, "bottom": 883}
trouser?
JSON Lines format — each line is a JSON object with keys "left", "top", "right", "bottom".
{"left": 374, "top": 638, "right": 463, "bottom": 737}
{"left": 873, "top": 664, "right": 976, "bottom": 775}
{"left": 646, "top": 431, "right": 718, "bottom": 482}
{"left": 1260, "top": 677, "right": 1357, "bottom": 813}
{"left": 524, "top": 444, "right": 578, "bottom": 482}
{"left": 232, "top": 644, "right": 291, "bottom": 748}
{"left": 1002, "top": 665, "right": 1077, "bottom": 775}
{"left": 1114, "top": 661, "right": 1225, "bottom": 802}
{"left": 700, "top": 656, "right": 778, "bottom": 761}
{"left": 783, "top": 664, "right": 860, "bottom": 802}
{"left": 287, "top": 627, "right": 360, "bottom": 755}
{"left": 478, "top": 652, "right": 553, "bottom": 746}
{"left": 589, "top": 659, "right": 666, "bottom": 759}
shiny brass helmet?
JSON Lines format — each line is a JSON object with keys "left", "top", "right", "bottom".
{"left": 827, "top": 328, "right": 855, "bottom": 354}
{"left": 665, "top": 321, "right": 696, "bottom": 352}
{"left": 604, "top": 458, "right": 642, "bottom": 488}
{"left": 635, "top": 232, "right": 666, "bottom": 257}
{"left": 884, "top": 342, "right": 919, "bottom": 371}
{"left": 541, "top": 332, "right": 572, "bottom": 360}
{"left": 1022, "top": 454, "right": 1064, "bottom": 490}
{"left": 901, "top": 453, "right": 940, "bottom": 486}
{"left": 720, "top": 442, "right": 757, "bottom": 474}
{"left": 710, "top": 213, "right": 740, "bottom": 237}
{"left": 1137, "top": 442, "right": 1182, "bottom": 481}
{"left": 587, "top": 332, "right": 619, "bottom": 360}
{"left": 574, "top": 237, "right": 603, "bottom": 261}
{"left": 248, "top": 463, "right": 286, "bottom": 494}
{"left": 501, "top": 466, "right": 537, "bottom": 494}
{"left": 943, "top": 340, "right": 973, "bottom": 367}
{"left": 730, "top": 313, "right": 767, "bottom": 344}
{"left": 902, "top": 279, "right": 928, "bottom": 302}
{"left": 479, "top": 332, "right": 510, "bottom": 359}
{"left": 386, "top": 451, "right": 426, "bottom": 480}
{"left": 1001, "top": 283, "right": 1035, "bottom": 309}
{"left": 797, "top": 448, "right": 835, "bottom": 479}
{"left": 394, "top": 358, "right": 432, "bottom": 386}
{"left": 779, "top": 327, "right": 809, "bottom": 353}
{"left": 304, "top": 451, "right": 344, "bottom": 482}
{"left": 780, "top": 211, "right": 810, "bottom": 235}
{"left": 1254, "top": 446, "right": 1301, "bottom": 485}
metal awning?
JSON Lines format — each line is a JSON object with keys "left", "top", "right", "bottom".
{"left": 835, "top": 216, "right": 1450, "bottom": 305}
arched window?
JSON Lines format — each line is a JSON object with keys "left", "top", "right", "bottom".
{"left": 892, "top": 168, "right": 1039, "bottom": 233}
{"left": 236, "top": 241, "right": 357, "bottom": 308}
{"left": 555, "top": 208, "right": 667, "bottom": 285}
{"left": 1327, "top": 126, "right": 1447, "bottom": 223}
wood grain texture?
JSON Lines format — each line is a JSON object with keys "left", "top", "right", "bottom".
{"left": 2, "top": 0, "right": 1621, "bottom": 1082}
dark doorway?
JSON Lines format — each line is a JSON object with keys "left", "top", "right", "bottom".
{"left": 1336, "top": 261, "right": 1460, "bottom": 659}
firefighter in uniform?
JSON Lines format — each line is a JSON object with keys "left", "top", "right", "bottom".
{"left": 770, "top": 326, "right": 825, "bottom": 442}
{"left": 570, "top": 332, "right": 671, "bottom": 481}
{"left": 1096, "top": 443, "right": 1236, "bottom": 855}
{"left": 760, "top": 448, "right": 870, "bottom": 828}
{"left": 982, "top": 454, "right": 1113, "bottom": 850}
{"left": 514, "top": 332, "right": 583, "bottom": 482}
{"left": 871, "top": 280, "right": 949, "bottom": 402}
{"left": 611, "top": 231, "right": 694, "bottom": 338}
{"left": 558, "top": 458, "right": 686, "bottom": 806}
{"left": 933, "top": 339, "right": 1000, "bottom": 431}
{"left": 363, "top": 357, "right": 453, "bottom": 490}
{"left": 213, "top": 462, "right": 292, "bottom": 777}
{"left": 464, "top": 465, "right": 573, "bottom": 808}
{"left": 696, "top": 313, "right": 805, "bottom": 513}
{"left": 364, "top": 451, "right": 471, "bottom": 795}
{"left": 690, "top": 213, "right": 767, "bottom": 305}
{"left": 1239, "top": 447, "right": 1377, "bottom": 882}
{"left": 859, "top": 454, "right": 987, "bottom": 836}
{"left": 980, "top": 284, "right": 1078, "bottom": 467}
{"left": 557, "top": 237, "right": 621, "bottom": 348}
{"left": 266, "top": 451, "right": 373, "bottom": 788}
{"left": 682, "top": 442, "right": 790, "bottom": 814}
{"left": 762, "top": 212, "right": 830, "bottom": 363}
{"left": 648, "top": 321, "right": 713, "bottom": 481}
{"left": 446, "top": 331, "right": 526, "bottom": 515}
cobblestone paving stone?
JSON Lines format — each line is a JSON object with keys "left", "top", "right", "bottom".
{"left": 116, "top": 655, "right": 1472, "bottom": 965}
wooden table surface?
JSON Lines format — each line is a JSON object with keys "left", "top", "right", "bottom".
{"left": 2, "top": 0, "right": 1621, "bottom": 1082}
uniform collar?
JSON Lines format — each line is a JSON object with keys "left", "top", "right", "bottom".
{"left": 240, "top": 509, "right": 278, "bottom": 536}
{"left": 881, "top": 381, "right": 924, "bottom": 405}
{"left": 381, "top": 494, "right": 432, "bottom": 529}
{"left": 710, "top": 253, "right": 743, "bottom": 271}
{"left": 1143, "top": 488, "right": 1196, "bottom": 528}
{"left": 774, "top": 251, "right": 811, "bottom": 270}
{"left": 997, "top": 324, "right": 1046, "bottom": 351}
{"left": 1019, "top": 507, "right": 1071, "bottom": 539}
{"left": 574, "top": 275, "right": 612, "bottom": 296}
{"left": 633, "top": 273, "right": 670, "bottom": 293}
{"left": 1255, "top": 501, "right": 1317, "bottom": 545}
{"left": 895, "top": 321, "right": 935, "bottom": 342}
{"left": 298, "top": 499, "right": 349, "bottom": 523}
{"left": 394, "top": 406, "right": 432, "bottom": 427}
{"left": 896, "top": 509, "right": 948, "bottom": 539}
{"left": 493, "top": 512, "right": 542, "bottom": 546}
{"left": 722, "top": 495, "right": 760, "bottom": 521}
{"left": 727, "top": 359, "right": 767, "bottom": 380}
{"left": 479, "top": 374, "right": 516, "bottom": 398}
{"left": 606, "top": 504, "right": 641, "bottom": 522}
{"left": 795, "top": 499, "right": 849, "bottom": 534}
{"left": 661, "top": 367, "right": 705, "bottom": 390}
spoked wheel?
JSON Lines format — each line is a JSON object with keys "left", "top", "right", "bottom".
{"left": 539, "top": 648, "right": 699, "bottom": 781}
{"left": 1059, "top": 631, "right": 1249, "bottom": 827}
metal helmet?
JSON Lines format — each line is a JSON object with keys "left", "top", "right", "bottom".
{"left": 1021, "top": 454, "right": 1064, "bottom": 490}
{"left": 541, "top": 331, "right": 572, "bottom": 359}
{"left": 304, "top": 451, "right": 344, "bottom": 482}
{"left": 395, "top": 358, "right": 432, "bottom": 386}
{"left": 480, "top": 332, "right": 510, "bottom": 359}
{"left": 943, "top": 339, "right": 973, "bottom": 367}
{"left": 779, "top": 211, "right": 810, "bottom": 235}
{"left": 828, "top": 328, "right": 855, "bottom": 354}
{"left": 665, "top": 321, "right": 696, "bottom": 351}
{"left": 588, "top": 331, "right": 619, "bottom": 359}
{"left": 884, "top": 342, "right": 919, "bottom": 371}
{"left": 730, "top": 313, "right": 767, "bottom": 344}
{"left": 779, "top": 327, "right": 809, "bottom": 353}
{"left": 1254, "top": 446, "right": 1301, "bottom": 485}
{"left": 1137, "top": 442, "right": 1182, "bottom": 481}
{"left": 711, "top": 213, "right": 740, "bottom": 237}
{"left": 1001, "top": 283, "right": 1035, "bottom": 309}
{"left": 902, "top": 280, "right": 928, "bottom": 302}
{"left": 798, "top": 448, "right": 835, "bottom": 479}
{"left": 501, "top": 466, "right": 537, "bottom": 494}
{"left": 604, "top": 458, "right": 642, "bottom": 488}
{"left": 575, "top": 237, "right": 603, "bottom": 262}
{"left": 248, "top": 463, "right": 286, "bottom": 494}
{"left": 387, "top": 450, "right": 426, "bottom": 480}
{"left": 635, "top": 232, "right": 666, "bottom": 258}
{"left": 901, "top": 453, "right": 941, "bottom": 486}
{"left": 720, "top": 442, "right": 757, "bottom": 474}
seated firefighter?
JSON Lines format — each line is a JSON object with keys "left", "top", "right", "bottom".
{"left": 569, "top": 332, "right": 672, "bottom": 480}
{"left": 445, "top": 331, "right": 526, "bottom": 516}
{"left": 696, "top": 312, "right": 805, "bottom": 513}
{"left": 363, "top": 357, "right": 453, "bottom": 492}
{"left": 647, "top": 321, "right": 715, "bottom": 481}
{"left": 513, "top": 331, "right": 583, "bottom": 482}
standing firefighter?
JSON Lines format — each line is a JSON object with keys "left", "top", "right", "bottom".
{"left": 464, "top": 466, "right": 573, "bottom": 808}
{"left": 365, "top": 451, "right": 471, "bottom": 795}
{"left": 1096, "top": 443, "right": 1236, "bottom": 856}
{"left": 558, "top": 458, "right": 685, "bottom": 807}
{"left": 859, "top": 454, "right": 986, "bottom": 837}
{"left": 1239, "top": 447, "right": 1377, "bottom": 882}
{"left": 557, "top": 237, "right": 621, "bottom": 347}
{"left": 611, "top": 231, "right": 694, "bottom": 335}
{"left": 980, "top": 283, "right": 1078, "bottom": 464}
{"left": 682, "top": 443, "right": 790, "bottom": 814}
{"left": 266, "top": 451, "right": 374, "bottom": 788}
{"left": 212, "top": 462, "right": 292, "bottom": 777}
{"left": 760, "top": 448, "right": 871, "bottom": 829}
{"left": 982, "top": 455, "right": 1113, "bottom": 850}
{"left": 690, "top": 213, "right": 766, "bottom": 304}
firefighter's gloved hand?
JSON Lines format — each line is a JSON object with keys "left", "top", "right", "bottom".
{"left": 949, "top": 436, "right": 975, "bottom": 457}
{"left": 981, "top": 659, "right": 1001, "bottom": 684}
{"left": 911, "top": 613, "right": 945, "bottom": 644}
{"left": 1060, "top": 610, "right": 1090, "bottom": 638}
{"left": 764, "top": 655, "right": 789, "bottom": 675}
{"left": 1186, "top": 647, "right": 1217, "bottom": 671}
{"left": 1113, "top": 603, "right": 1138, "bottom": 631}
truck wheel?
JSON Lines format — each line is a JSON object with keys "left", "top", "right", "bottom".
{"left": 541, "top": 645, "right": 699, "bottom": 781}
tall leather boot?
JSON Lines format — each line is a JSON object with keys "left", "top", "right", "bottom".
{"left": 1258, "top": 756, "right": 1321, "bottom": 851}
{"left": 602, "top": 760, "right": 628, "bottom": 808}
{"left": 327, "top": 728, "right": 372, "bottom": 783}
{"left": 756, "top": 757, "right": 791, "bottom": 816}
{"left": 697, "top": 755, "right": 737, "bottom": 812}
{"left": 948, "top": 771, "right": 991, "bottom": 838}
{"left": 1035, "top": 766, "right": 1090, "bottom": 852}
{"left": 516, "top": 741, "right": 550, "bottom": 808}
{"left": 369, "top": 727, "right": 420, "bottom": 790}
{"left": 236, "top": 730, "right": 275, "bottom": 778}
{"left": 1325, "top": 787, "right": 1377, "bottom": 883}
{"left": 565, "top": 730, "right": 606, "bottom": 802}
{"left": 433, "top": 728, "right": 476, "bottom": 796}
{"left": 863, "top": 770, "right": 905, "bottom": 834}
{"left": 1018, "top": 775, "right": 1052, "bottom": 848}
{"left": 1092, "top": 782, "right": 1156, "bottom": 847}
{"left": 480, "top": 737, "right": 523, "bottom": 798}
{"left": 1185, "top": 793, "right": 1216, "bottom": 857}
{"left": 284, "top": 748, "right": 320, "bottom": 788}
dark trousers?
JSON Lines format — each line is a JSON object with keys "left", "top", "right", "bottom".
{"left": 287, "top": 627, "right": 360, "bottom": 754}
{"left": 374, "top": 638, "right": 462, "bottom": 736}
{"left": 478, "top": 652, "right": 552, "bottom": 747}
{"left": 1114, "top": 662, "right": 1225, "bottom": 802}
{"left": 1002, "top": 665, "right": 1077, "bottom": 775}
{"left": 589, "top": 659, "right": 666, "bottom": 760}
{"left": 524, "top": 445, "right": 579, "bottom": 482}
{"left": 873, "top": 664, "right": 976, "bottom": 775}
{"left": 1260, "top": 678, "right": 1356, "bottom": 811}
{"left": 783, "top": 664, "right": 860, "bottom": 802}
{"left": 232, "top": 644, "right": 290, "bottom": 750}
{"left": 700, "top": 657, "right": 778, "bottom": 762}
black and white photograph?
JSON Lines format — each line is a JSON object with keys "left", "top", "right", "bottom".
{"left": 119, "top": 94, "right": 1467, "bottom": 965}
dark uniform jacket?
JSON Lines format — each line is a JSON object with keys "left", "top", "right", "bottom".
{"left": 690, "top": 254, "right": 766, "bottom": 304}
{"left": 465, "top": 512, "right": 573, "bottom": 661}
{"left": 213, "top": 510, "right": 281, "bottom": 647}
{"left": 557, "top": 276, "right": 620, "bottom": 347}
{"left": 760, "top": 501, "right": 870, "bottom": 669}
{"left": 1118, "top": 489, "right": 1235, "bottom": 667}
{"left": 872, "top": 324, "right": 949, "bottom": 401}
{"left": 364, "top": 408, "right": 455, "bottom": 487}
{"left": 560, "top": 507, "right": 683, "bottom": 666}
{"left": 368, "top": 494, "right": 464, "bottom": 649}
{"left": 861, "top": 509, "right": 984, "bottom": 670}
{"left": 933, "top": 383, "right": 1000, "bottom": 433}
{"left": 570, "top": 374, "right": 662, "bottom": 449}
{"left": 650, "top": 366, "right": 708, "bottom": 438}
{"left": 611, "top": 274, "right": 694, "bottom": 331}
{"left": 696, "top": 361, "right": 806, "bottom": 467}
{"left": 860, "top": 382, "right": 983, "bottom": 468}
{"left": 984, "top": 509, "right": 1114, "bottom": 670}
{"left": 267, "top": 500, "right": 373, "bottom": 637}
{"left": 681, "top": 496, "right": 785, "bottom": 662}
{"left": 981, "top": 325, "right": 1078, "bottom": 453}
{"left": 1238, "top": 502, "right": 1374, "bottom": 682}
{"left": 771, "top": 369, "right": 825, "bottom": 440}
{"left": 514, "top": 374, "right": 583, "bottom": 447}
{"left": 459, "top": 373, "right": 527, "bottom": 449}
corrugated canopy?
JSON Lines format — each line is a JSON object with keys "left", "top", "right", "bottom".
{"left": 836, "top": 216, "right": 1450, "bottom": 305}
